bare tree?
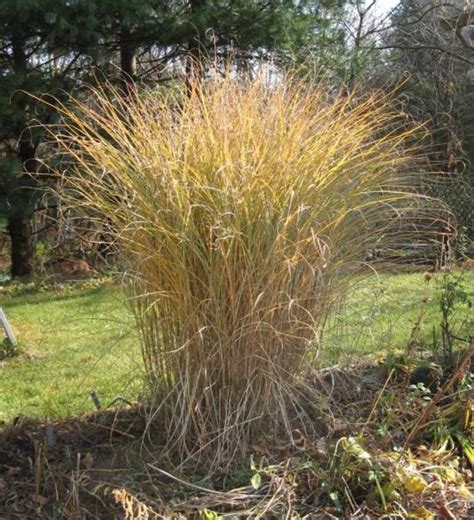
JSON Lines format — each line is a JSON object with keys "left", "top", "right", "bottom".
{"left": 383, "top": 0, "right": 474, "bottom": 242}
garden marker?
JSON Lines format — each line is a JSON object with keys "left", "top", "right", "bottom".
{"left": 0, "top": 307, "right": 17, "bottom": 346}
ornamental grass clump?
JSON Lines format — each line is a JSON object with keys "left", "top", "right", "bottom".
{"left": 51, "top": 73, "right": 440, "bottom": 466}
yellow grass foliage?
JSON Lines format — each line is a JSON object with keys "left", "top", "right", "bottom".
{"left": 50, "top": 72, "right": 442, "bottom": 468}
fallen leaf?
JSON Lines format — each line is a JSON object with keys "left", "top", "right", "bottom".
{"left": 396, "top": 466, "right": 427, "bottom": 494}
{"left": 32, "top": 494, "right": 48, "bottom": 506}
{"left": 408, "top": 507, "right": 434, "bottom": 520}
{"left": 251, "top": 473, "right": 261, "bottom": 490}
{"left": 458, "top": 483, "right": 472, "bottom": 499}
{"left": 250, "top": 443, "right": 268, "bottom": 455}
{"left": 292, "top": 429, "right": 306, "bottom": 450}
{"left": 311, "top": 437, "right": 328, "bottom": 460}
{"left": 332, "top": 418, "right": 347, "bottom": 433}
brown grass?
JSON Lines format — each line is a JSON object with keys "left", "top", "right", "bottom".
{"left": 47, "top": 71, "right": 444, "bottom": 469}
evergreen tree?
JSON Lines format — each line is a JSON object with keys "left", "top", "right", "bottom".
{"left": 0, "top": 0, "right": 83, "bottom": 276}
{"left": 0, "top": 0, "right": 349, "bottom": 276}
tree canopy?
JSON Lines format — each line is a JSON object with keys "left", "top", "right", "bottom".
{"left": 0, "top": 0, "right": 472, "bottom": 276}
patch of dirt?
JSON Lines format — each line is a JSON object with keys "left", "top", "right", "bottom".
{"left": 0, "top": 406, "right": 153, "bottom": 519}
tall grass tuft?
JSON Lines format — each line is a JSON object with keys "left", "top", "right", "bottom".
{"left": 51, "top": 73, "right": 443, "bottom": 467}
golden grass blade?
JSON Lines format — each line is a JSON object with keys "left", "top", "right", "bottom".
{"left": 48, "top": 71, "right": 447, "bottom": 470}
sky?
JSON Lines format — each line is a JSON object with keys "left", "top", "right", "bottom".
{"left": 375, "top": 0, "right": 401, "bottom": 15}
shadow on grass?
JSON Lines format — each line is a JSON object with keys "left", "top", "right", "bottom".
{"left": 1, "top": 285, "right": 116, "bottom": 309}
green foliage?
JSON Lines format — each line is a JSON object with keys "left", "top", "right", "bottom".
{"left": 0, "top": 338, "right": 19, "bottom": 360}
{"left": 250, "top": 472, "right": 262, "bottom": 490}
{"left": 200, "top": 509, "right": 223, "bottom": 520}
{"left": 0, "top": 157, "right": 21, "bottom": 192}
{"left": 0, "top": 0, "right": 84, "bottom": 224}
{"left": 277, "top": 0, "right": 349, "bottom": 72}
{"left": 453, "top": 227, "right": 470, "bottom": 259}
{"left": 435, "top": 269, "right": 473, "bottom": 362}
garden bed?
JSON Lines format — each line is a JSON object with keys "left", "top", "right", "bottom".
{"left": 1, "top": 356, "right": 472, "bottom": 519}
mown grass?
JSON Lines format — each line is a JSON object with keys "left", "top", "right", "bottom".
{"left": 0, "top": 283, "right": 142, "bottom": 423}
{"left": 321, "top": 269, "right": 474, "bottom": 365}
{"left": 0, "top": 270, "right": 472, "bottom": 424}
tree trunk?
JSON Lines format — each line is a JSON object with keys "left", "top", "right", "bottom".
{"left": 7, "top": 33, "right": 37, "bottom": 278}
{"left": 7, "top": 142, "right": 38, "bottom": 278}
{"left": 8, "top": 215, "right": 34, "bottom": 277}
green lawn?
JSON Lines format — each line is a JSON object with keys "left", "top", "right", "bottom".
{"left": 321, "top": 270, "right": 473, "bottom": 365}
{"left": 0, "top": 283, "right": 142, "bottom": 423}
{"left": 0, "top": 271, "right": 472, "bottom": 424}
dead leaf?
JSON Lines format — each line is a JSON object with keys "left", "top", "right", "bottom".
{"left": 396, "top": 466, "right": 427, "bottom": 494}
{"left": 83, "top": 452, "right": 94, "bottom": 469}
{"left": 332, "top": 418, "right": 347, "bottom": 433}
{"left": 250, "top": 443, "right": 268, "bottom": 455}
{"left": 32, "top": 494, "right": 48, "bottom": 506}
{"left": 458, "top": 483, "right": 472, "bottom": 499}
{"left": 408, "top": 507, "right": 435, "bottom": 520}
{"left": 311, "top": 437, "right": 328, "bottom": 460}
{"left": 292, "top": 429, "right": 306, "bottom": 450}
{"left": 6, "top": 466, "right": 22, "bottom": 476}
